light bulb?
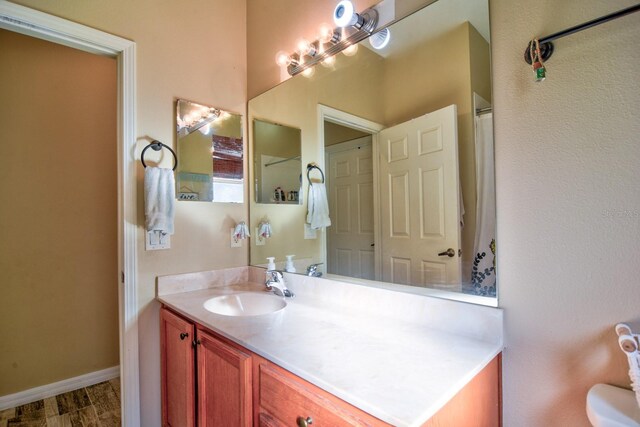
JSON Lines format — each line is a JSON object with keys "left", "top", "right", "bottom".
{"left": 334, "top": 1, "right": 357, "bottom": 27}
{"left": 297, "top": 39, "right": 310, "bottom": 52}
{"left": 275, "top": 51, "right": 291, "bottom": 67}
{"left": 321, "top": 55, "right": 336, "bottom": 67}
{"left": 319, "top": 25, "right": 333, "bottom": 42}
{"left": 199, "top": 124, "right": 211, "bottom": 135}
{"left": 297, "top": 39, "right": 317, "bottom": 57}
{"left": 319, "top": 24, "right": 340, "bottom": 44}
{"left": 342, "top": 43, "right": 358, "bottom": 56}
{"left": 302, "top": 67, "right": 315, "bottom": 78}
{"left": 369, "top": 28, "right": 391, "bottom": 50}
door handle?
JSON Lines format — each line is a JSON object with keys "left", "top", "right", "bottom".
{"left": 438, "top": 248, "right": 455, "bottom": 257}
{"left": 179, "top": 332, "right": 189, "bottom": 340}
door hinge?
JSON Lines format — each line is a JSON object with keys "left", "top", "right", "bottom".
{"left": 121, "top": 271, "right": 125, "bottom": 283}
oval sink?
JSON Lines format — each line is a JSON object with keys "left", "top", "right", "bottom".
{"left": 203, "top": 293, "right": 286, "bottom": 317}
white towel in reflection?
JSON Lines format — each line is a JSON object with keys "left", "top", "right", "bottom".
{"left": 306, "top": 183, "right": 331, "bottom": 229}
{"left": 144, "top": 167, "right": 175, "bottom": 235}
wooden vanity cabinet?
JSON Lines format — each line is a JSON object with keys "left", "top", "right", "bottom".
{"left": 161, "top": 306, "right": 501, "bottom": 427}
{"left": 161, "top": 308, "right": 252, "bottom": 427}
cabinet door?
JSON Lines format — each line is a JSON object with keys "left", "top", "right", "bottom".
{"left": 197, "top": 328, "right": 253, "bottom": 427}
{"left": 160, "top": 308, "right": 196, "bottom": 427}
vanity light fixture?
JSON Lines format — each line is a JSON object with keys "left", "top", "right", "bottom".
{"left": 369, "top": 27, "right": 391, "bottom": 50}
{"left": 275, "top": 0, "right": 379, "bottom": 77}
{"left": 177, "top": 106, "right": 221, "bottom": 136}
{"left": 333, "top": 0, "right": 365, "bottom": 29}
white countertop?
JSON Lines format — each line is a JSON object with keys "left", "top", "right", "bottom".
{"left": 157, "top": 269, "right": 502, "bottom": 427}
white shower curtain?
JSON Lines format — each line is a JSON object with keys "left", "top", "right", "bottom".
{"left": 471, "top": 113, "right": 496, "bottom": 296}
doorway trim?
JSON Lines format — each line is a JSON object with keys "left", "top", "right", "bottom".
{"left": 0, "top": 2, "right": 140, "bottom": 425}
{"left": 317, "top": 105, "right": 384, "bottom": 279}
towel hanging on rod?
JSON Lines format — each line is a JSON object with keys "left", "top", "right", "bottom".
{"left": 306, "top": 163, "right": 325, "bottom": 183}
{"left": 141, "top": 140, "right": 178, "bottom": 171}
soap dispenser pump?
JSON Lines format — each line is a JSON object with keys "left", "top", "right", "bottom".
{"left": 266, "top": 257, "right": 276, "bottom": 271}
{"left": 285, "top": 255, "right": 296, "bottom": 273}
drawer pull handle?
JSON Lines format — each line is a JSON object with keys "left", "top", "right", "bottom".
{"left": 296, "top": 416, "right": 313, "bottom": 426}
{"left": 179, "top": 332, "right": 189, "bottom": 340}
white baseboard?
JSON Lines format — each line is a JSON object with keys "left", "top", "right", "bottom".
{"left": 0, "top": 366, "right": 120, "bottom": 411}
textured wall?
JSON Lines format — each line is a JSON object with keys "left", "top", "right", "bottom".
{"left": 7, "top": 1, "right": 247, "bottom": 424}
{"left": 492, "top": 0, "right": 640, "bottom": 424}
{"left": 0, "top": 29, "right": 118, "bottom": 396}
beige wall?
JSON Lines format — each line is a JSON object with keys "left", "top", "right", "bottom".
{"left": 7, "top": 1, "right": 247, "bottom": 425}
{"left": 469, "top": 24, "right": 492, "bottom": 104}
{"left": 324, "top": 122, "right": 370, "bottom": 146}
{"left": 0, "top": 29, "right": 118, "bottom": 395}
{"left": 493, "top": 0, "right": 640, "bottom": 425}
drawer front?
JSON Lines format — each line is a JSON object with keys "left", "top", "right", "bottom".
{"left": 256, "top": 359, "right": 388, "bottom": 427}
{"left": 258, "top": 411, "right": 286, "bottom": 427}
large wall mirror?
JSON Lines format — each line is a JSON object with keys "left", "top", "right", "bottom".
{"left": 248, "top": 0, "right": 496, "bottom": 304}
{"left": 176, "top": 99, "right": 244, "bottom": 203}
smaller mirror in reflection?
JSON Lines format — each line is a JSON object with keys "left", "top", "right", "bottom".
{"left": 176, "top": 99, "right": 244, "bottom": 203}
{"left": 253, "top": 119, "right": 302, "bottom": 204}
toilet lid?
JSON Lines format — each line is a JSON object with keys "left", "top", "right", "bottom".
{"left": 587, "top": 384, "right": 640, "bottom": 427}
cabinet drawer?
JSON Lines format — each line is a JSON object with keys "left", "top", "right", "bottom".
{"left": 255, "top": 358, "right": 389, "bottom": 427}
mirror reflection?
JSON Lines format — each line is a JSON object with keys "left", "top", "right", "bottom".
{"left": 253, "top": 119, "right": 302, "bottom": 204}
{"left": 176, "top": 99, "right": 244, "bottom": 203}
{"left": 249, "top": 0, "right": 496, "bottom": 300}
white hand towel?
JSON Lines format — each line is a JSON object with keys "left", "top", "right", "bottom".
{"left": 144, "top": 167, "right": 175, "bottom": 235}
{"left": 306, "top": 182, "right": 331, "bottom": 229}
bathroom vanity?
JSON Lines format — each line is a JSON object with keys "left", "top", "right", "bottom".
{"left": 157, "top": 267, "right": 503, "bottom": 426}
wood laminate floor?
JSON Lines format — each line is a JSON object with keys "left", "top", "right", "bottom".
{"left": 0, "top": 378, "right": 120, "bottom": 427}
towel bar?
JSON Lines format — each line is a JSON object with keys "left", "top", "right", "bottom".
{"left": 141, "top": 140, "right": 178, "bottom": 171}
{"left": 306, "top": 163, "right": 325, "bottom": 184}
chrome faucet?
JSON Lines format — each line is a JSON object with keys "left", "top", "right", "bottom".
{"left": 265, "top": 270, "right": 294, "bottom": 298}
{"left": 306, "top": 263, "right": 323, "bottom": 277}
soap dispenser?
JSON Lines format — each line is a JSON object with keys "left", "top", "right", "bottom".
{"left": 285, "top": 255, "right": 296, "bottom": 273}
{"left": 266, "top": 257, "right": 276, "bottom": 271}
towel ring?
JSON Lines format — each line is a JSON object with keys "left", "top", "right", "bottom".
{"left": 141, "top": 140, "right": 178, "bottom": 171}
{"left": 306, "top": 163, "right": 325, "bottom": 184}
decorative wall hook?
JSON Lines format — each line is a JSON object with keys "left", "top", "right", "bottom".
{"left": 233, "top": 221, "right": 250, "bottom": 243}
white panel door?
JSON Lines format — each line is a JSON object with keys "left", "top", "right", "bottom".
{"left": 379, "top": 105, "right": 461, "bottom": 286}
{"left": 326, "top": 137, "right": 375, "bottom": 279}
